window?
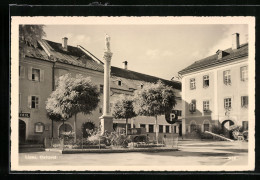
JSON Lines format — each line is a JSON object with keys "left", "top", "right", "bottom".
{"left": 19, "top": 66, "right": 25, "bottom": 78}
{"left": 19, "top": 93, "right": 21, "bottom": 108}
{"left": 35, "top": 122, "right": 44, "bottom": 133}
{"left": 178, "top": 110, "right": 182, "bottom": 116}
{"left": 190, "top": 78, "right": 196, "bottom": 90}
{"left": 149, "top": 125, "right": 154, "bottom": 133}
{"left": 140, "top": 124, "right": 146, "bottom": 129}
{"left": 100, "top": 85, "right": 103, "bottom": 93}
{"left": 241, "top": 96, "right": 248, "bottom": 108}
{"left": 32, "top": 68, "right": 40, "bottom": 81}
{"left": 223, "top": 70, "right": 231, "bottom": 85}
{"left": 203, "top": 101, "right": 210, "bottom": 112}
{"left": 159, "top": 125, "right": 163, "bottom": 133}
{"left": 224, "top": 98, "right": 232, "bottom": 109}
{"left": 140, "top": 84, "right": 144, "bottom": 89}
{"left": 166, "top": 126, "right": 170, "bottom": 133}
{"left": 203, "top": 75, "right": 209, "bottom": 87}
{"left": 190, "top": 123, "right": 197, "bottom": 132}
{"left": 31, "top": 96, "right": 39, "bottom": 109}
{"left": 189, "top": 100, "right": 196, "bottom": 113}
{"left": 204, "top": 123, "right": 210, "bottom": 132}
{"left": 241, "top": 66, "right": 248, "bottom": 81}
{"left": 118, "top": 80, "right": 122, "bottom": 86}
{"left": 99, "top": 107, "right": 102, "bottom": 113}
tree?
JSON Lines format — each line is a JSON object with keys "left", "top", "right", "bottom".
{"left": 46, "top": 73, "right": 100, "bottom": 142}
{"left": 112, "top": 95, "right": 137, "bottom": 135}
{"left": 133, "top": 81, "right": 176, "bottom": 144}
{"left": 19, "top": 25, "right": 46, "bottom": 57}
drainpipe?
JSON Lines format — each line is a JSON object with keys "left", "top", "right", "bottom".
{"left": 51, "top": 61, "right": 56, "bottom": 138}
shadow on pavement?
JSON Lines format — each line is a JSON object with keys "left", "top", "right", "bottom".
{"left": 143, "top": 151, "right": 238, "bottom": 157}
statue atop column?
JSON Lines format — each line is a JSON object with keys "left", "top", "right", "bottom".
{"left": 105, "top": 34, "right": 111, "bottom": 52}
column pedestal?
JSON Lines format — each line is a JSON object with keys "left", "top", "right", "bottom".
{"left": 99, "top": 115, "right": 114, "bottom": 134}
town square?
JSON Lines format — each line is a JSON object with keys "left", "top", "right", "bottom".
{"left": 10, "top": 17, "right": 255, "bottom": 171}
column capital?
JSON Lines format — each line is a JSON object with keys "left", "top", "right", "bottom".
{"left": 103, "top": 51, "right": 113, "bottom": 62}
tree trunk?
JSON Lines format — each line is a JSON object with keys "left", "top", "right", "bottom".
{"left": 155, "top": 115, "right": 158, "bottom": 144}
{"left": 74, "top": 114, "right": 77, "bottom": 143}
{"left": 125, "top": 118, "right": 128, "bottom": 135}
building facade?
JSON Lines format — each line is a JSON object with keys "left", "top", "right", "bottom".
{"left": 19, "top": 37, "right": 182, "bottom": 143}
{"left": 178, "top": 33, "right": 248, "bottom": 138}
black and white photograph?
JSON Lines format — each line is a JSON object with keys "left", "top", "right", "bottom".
{"left": 10, "top": 17, "right": 255, "bottom": 171}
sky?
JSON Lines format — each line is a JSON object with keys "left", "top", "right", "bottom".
{"left": 43, "top": 24, "right": 248, "bottom": 80}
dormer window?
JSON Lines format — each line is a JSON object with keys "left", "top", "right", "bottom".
{"left": 118, "top": 80, "right": 122, "bottom": 86}
{"left": 216, "top": 50, "right": 229, "bottom": 60}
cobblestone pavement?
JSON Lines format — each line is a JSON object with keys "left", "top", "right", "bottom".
{"left": 18, "top": 140, "right": 248, "bottom": 169}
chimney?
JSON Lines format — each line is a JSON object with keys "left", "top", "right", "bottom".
{"left": 122, "top": 61, "right": 128, "bottom": 70}
{"left": 62, "top": 37, "right": 68, "bottom": 51}
{"left": 232, "top": 33, "right": 240, "bottom": 50}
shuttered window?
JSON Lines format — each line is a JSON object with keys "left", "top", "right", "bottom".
{"left": 28, "top": 67, "right": 44, "bottom": 82}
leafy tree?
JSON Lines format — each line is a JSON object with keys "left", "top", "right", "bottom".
{"left": 19, "top": 25, "right": 46, "bottom": 57}
{"left": 46, "top": 74, "right": 100, "bottom": 142}
{"left": 112, "top": 95, "right": 137, "bottom": 135}
{"left": 133, "top": 81, "right": 176, "bottom": 144}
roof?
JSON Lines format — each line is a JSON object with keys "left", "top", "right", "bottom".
{"left": 111, "top": 66, "right": 182, "bottom": 90}
{"left": 22, "top": 39, "right": 181, "bottom": 91}
{"left": 178, "top": 43, "right": 248, "bottom": 75}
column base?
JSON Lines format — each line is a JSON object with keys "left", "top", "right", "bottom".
{"left": 99, "top": 115, "right": 114, "bottom": 134}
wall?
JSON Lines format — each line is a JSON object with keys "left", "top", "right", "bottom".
{"left": 181, "top": 57, "right": 248, "bottom": 137}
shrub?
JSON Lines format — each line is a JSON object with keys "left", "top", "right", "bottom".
{"left": 211, "top": 125, "right": 223, "bottom": 135}
{"left": 200, "top": 132, "right": 213, "bottom": 139}
{"left": 82, "top": 122, "right": 96, "bottom": 138}
{"left": 109, "top": 132, "right": 131, "bottom": 148}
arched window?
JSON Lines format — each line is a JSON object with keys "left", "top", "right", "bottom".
{"left": 190, "top": 122, "right": 197, "bottom": 132}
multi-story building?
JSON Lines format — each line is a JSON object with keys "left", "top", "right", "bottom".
{"left": 178, "top": 33, "right": 248, "bottom": 138}
{"left": 19, "top": 37, "right": 182, "bottom": 143}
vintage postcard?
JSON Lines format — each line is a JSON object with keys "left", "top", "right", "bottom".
{"left": 10, "top": 16, "right": 255, "bottom": 171}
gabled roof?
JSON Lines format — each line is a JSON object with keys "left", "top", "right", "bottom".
{"left": 178, "top": 43, "right": 248, "bottom": 75}
{"left": 21, "top": 38, "right": 181, "bottom": 91}
{"left": 111, "top": 66, "right": 182, "bottom": 90}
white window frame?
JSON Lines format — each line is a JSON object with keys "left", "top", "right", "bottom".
{"left": 203, "top": 100, "right": 210, "bottom": 112}
{"left": 224, "top": 98, "right": 232, "bottom": 109}
{"left": 31, "top": 96, "right": 39, "bottom": 109}
{"left": 241, "top": 66, "right": 248, "bottom": 81}
{"left": 223, "top": 70, "right": 231, "bottom": 85}
{"left": 32, "top": 68, "right": 40, "bottom": 82}
{"left": 190, "top": 78, "right": 196, "bottom": 90}
{"left": 149, "top": 124, "right": 154, "bottom": 133}
{"left": 241, "top": 96, "right": 248, "bottom": 108}
{"left": 203, "top": 75, "right": 209, "bottom": 88}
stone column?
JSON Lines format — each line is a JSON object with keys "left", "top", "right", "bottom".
{"left": 100, "top": 34, "right": 114, "bottom": 134}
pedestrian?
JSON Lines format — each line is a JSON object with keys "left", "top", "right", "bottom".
{"left": 146, "top": 134, "right": 150, "bottom": 144}
{"left": 163, "top": 134, "right": 167, "bottom": 146}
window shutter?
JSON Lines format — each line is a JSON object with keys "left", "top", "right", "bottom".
{"left": 28, "top": 67, "right": 32, "bottom": 80}
{"left": 28, "top": 96, "right": 31, "bottom": 109}
{"left": 40, "top": 69, "right": 44, "bottom": 82}
{"left": 20, "top": 66, "right": 25, "bottom": 78}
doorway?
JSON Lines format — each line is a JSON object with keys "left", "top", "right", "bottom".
{"left": 221, "top": 120, "right": 234, "bottom": 139}
{"left": 19, "top": 120, "right": 26, "bottom": 143}
{"left": 179, "top": 124, "right": 182, "bottom": 136}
